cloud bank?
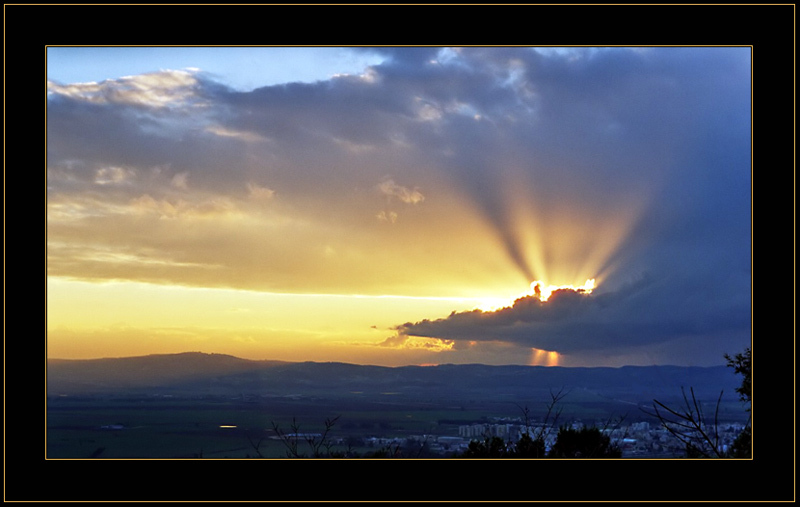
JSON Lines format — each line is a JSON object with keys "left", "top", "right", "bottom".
{"left": 395, "top": 270, "right": 751, "bottom": 360}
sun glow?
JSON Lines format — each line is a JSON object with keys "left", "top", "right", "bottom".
{"left": 473, "top": 278, "right": 596, "bottom": 312}
{"left": 474, "top": 296, "right": 517, "bottom": 312}
{"left": 530, "top": 278, "right": 596, "bottom": 302}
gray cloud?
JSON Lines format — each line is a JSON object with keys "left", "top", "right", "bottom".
{"left": 398, "top": 270, "right": 751, "bottom": 359}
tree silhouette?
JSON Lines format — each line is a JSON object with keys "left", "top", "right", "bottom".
{"left": 460, "top": 435, "right": 515, "bottom": 458}
{"left": 459, "top": 389, "right": 573, "bottom": 458}
{"left": 547, "top": 426, "right": 622, "bottom": 458}
{"left": 513, "top": 432, "right": 547, "bottom": 458}
{"left": 458, "top": 433, "right": 547, "bottom": 458}
{"left": 724, "top": 347, "right": 751, "bottom": 458}
{"left": 725, "top": 347, "right": 751, "bottom": 408}
{"left": 646, "top": 347, "right": 751, "bottom": 458}
{"left": 649, "top": 386, "right": 726, "bottom": 458}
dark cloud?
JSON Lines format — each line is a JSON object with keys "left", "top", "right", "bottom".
{"left": 48, "top": 48, "right": 749, "bottom": 223}
{"left": 398, "top": 269, "right": 750, "bottom": 359}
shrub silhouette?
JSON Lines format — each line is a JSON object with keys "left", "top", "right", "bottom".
{"left": 459, "top": 433, "right": 547, "bottom": 458}
{"left": 547, "top": 426, "right": 622, "bottom": 458}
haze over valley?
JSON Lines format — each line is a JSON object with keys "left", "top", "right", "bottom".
{"left": 47, "top": 352, "right": 749, "bottom": 459}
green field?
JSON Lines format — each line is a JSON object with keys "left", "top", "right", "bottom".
{"left": 46, "top": 390, "right": 748, "bottom": 459}
{"left": 47, "top": 395, "right": 511, "bottom": 458}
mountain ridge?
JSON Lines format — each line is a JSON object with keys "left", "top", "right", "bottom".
{"left": 46, "top": 351, "right": 739, "bottom": 403}
{"left": 46, "top": 350, "right": 721, "bottom": 369}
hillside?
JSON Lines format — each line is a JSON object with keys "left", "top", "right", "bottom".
{"left": 46, "top": 352, "right": 286, "bottom": 392}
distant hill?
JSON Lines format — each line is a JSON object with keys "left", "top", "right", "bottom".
{"left": 46, "top": 352, "right": 740, "bottom": 406}
{"left": 46, "top": 352, "right": 287, "bottom": 392}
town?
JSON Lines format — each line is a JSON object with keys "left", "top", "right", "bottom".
{"left": 322, "top": 417, "right": 749, "bottom": 458}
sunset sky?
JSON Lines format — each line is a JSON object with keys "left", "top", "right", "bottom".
{"left": 46, "top": 46, "right": 752, "bottom": 367}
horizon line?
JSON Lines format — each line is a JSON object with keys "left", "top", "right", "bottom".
{"left": 45, "top": 350, "right": 726, "bottom": 369}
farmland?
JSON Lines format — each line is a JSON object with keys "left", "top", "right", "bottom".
{"left": 47, "top": 391, "right": 548, "bottom": 458}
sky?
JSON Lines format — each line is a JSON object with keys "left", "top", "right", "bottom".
{"left": 46, "top": 46, "right": 752, "bottom": 367}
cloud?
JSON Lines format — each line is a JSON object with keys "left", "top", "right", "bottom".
{"left": 396, "top": 271, "right": 751, "bottom": 359}
{"left": 377, "top": 178, "right": 425, "bottom": 204}
{"left": 376, "top": 210, "right": 398, "bottom": 224}
{"left": 129, "top": 193, "right": 240, "bottom": 220}
{"left": 377, "top": 333, "right": 455, "bottom": 352}
{"left": 376, "top": 178, "right": 424, "bottom": 224}
{"left": 94, "top": 166, "right": 135, "bottom": 186}
{"left": 171, "top": 171, "right": 189, "bottom": 189}
{"left": 246, "top": 182, "right": 275, "bottom": 200}
{"left": 47, "top": 69, "right": 203, "bottom": 108}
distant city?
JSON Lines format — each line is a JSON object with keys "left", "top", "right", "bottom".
{"left": 338, "top": 417, "right": 749, "bottom": 458}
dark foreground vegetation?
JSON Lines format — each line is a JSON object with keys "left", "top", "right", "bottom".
{"left": 253, "top": 347, "right": 752, "bottom": 459}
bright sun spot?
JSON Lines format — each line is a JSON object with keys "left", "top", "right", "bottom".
{"left": 530, "top": 278, "right": 596, "bottom": 302}
{"left": 474, "top": 296, "right": 515, "bottom": 312}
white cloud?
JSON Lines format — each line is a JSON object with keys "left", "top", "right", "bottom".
{"left": 377, "top": 179, "right": 425, "bottom": 204}
{"left": 206, "top": 125, "right": 269, "bottom": 143}
{"left": 94, "top": 166, "right": 135, "bottom": 185}
{"left": 130, "top": 194, "right": 240, "bottom": 220}
{"left": 47, "top": 69, "right": 202, "bottom": 108}
{"left": 247, "top": 182, "right": 275, "bottom": 200}
{"left": 376, "top": 210, "right": 398, "bottom": 223}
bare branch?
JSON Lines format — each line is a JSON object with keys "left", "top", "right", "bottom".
{"left": 647, "top": 387, "right": 726, "bottom": 458}
{"left": 246, "top": 432, "right": 265, "bottom": 458}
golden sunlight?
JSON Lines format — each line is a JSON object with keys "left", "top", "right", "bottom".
{"left": 530, "top": 348, "right": 560, "bottom": 367}
{"left": 473, "top": 278, "right": 597, "bottom": 312}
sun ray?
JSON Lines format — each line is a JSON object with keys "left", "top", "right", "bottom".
{"left": 530, "top": 348, "right": 560, "bottom": 367}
